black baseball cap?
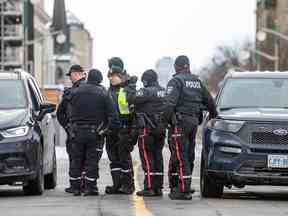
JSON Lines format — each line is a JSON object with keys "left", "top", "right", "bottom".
{"left": 87, "top": 69, "right": 103, "bottom": 84}
{"left": 66, "top": 64, "right": 84, "bottom": 76}
{"left": 141, "top": 69, "right": 158, "bottom": 82}
{"left": 174, "top": 55, "right": 190, "bottom": 67}
{"left": 107, "top": 57, "right": 125, "bottom": 76}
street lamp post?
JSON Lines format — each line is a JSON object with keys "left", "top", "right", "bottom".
{"left": 239, "top": 48, "right": 278, "bottom": 70}
{"left": 256, "top": 27, "right": 288, "bottom": 71}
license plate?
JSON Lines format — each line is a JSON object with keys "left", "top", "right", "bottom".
{"left": 268, "top": 155, "right": 288, "bottom": 169}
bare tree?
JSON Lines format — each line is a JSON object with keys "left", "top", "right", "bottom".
{"left": 199, "top": 40, "right": 256, "bottom": 94}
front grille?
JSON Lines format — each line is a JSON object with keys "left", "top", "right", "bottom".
{"left": 251, "top": 148, "right": 288, "bottom": 154}
{"left": 252, "top": 132, "right": 288, "bottom": 145}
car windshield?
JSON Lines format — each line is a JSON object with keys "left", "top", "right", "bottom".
{"left": 0, "top": 80, "right": 27, "bottom": 109}
{"left": 218, "top": 78, "right": 288, "bottom": 110}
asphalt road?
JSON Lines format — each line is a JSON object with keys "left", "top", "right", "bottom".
{"left": 1, "top": 138, "right": 288, "bottom": 216}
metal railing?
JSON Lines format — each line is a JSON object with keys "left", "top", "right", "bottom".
{"left": 3, "top": 25, "right": 22, "bottom": 37}
{"left": 0, "top": 1, "right": 22, "bottom": 14}
{"left": 2, "top": 47, "right": 23, "bottom": 64}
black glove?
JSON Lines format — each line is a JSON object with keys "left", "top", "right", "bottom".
{"left": 104, "top": 128, "right": 119, "bottom": 138}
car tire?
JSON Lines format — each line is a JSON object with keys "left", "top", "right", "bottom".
{"left": 44, "top": 149, "right": 57, "bottom": 189}
{"left": 200, "top": 156, "right": 223, "bottom": 198}
{"left": 23, "top": 145, "right": 44, "bottom": 195}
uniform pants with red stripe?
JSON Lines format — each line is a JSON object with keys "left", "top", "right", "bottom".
{"left": 138, "top": 128, "right": 165, "bottom": 190}
{"left": 168, "top": 126, "right": 198, "bottom": 193}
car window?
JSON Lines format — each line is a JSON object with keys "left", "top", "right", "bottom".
{"left": 218, "top": 78, "right": 288, "bottom": 109}
{"left": 0, "top": 80, "right": 27, "bottom": 109}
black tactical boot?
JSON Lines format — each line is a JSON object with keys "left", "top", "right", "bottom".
{"left": 168, "top": 191, "right": 192, "bottom": 200}
{"left": 73, "top": 189, "right": 81, "bottom": 196}
{"left": 70, "top": 179, "right": 81, "bottom": 196}
{"left": 105, "top": 185, "right": 122, "bottom": 194}
{"left": 119, "top": 184, "right": 135, "bottom": 195}
{"left": 153, "top": 189, "right": 163, "bottom": 196}
{"left": 84, "top": 187, "right": 99, "bottom": 196}
{"left": 136, "top": 189, "right": 157, "bottom": 197}
{"left": 170, "top": 187, "right": 177, "bottom": 194}
{"left": 190, "top": 188, "right": 195, "bottom": 194}
{"left": 64, "top": 186, "right": 74, "bottom": 194}
{"left": 106, "top": 171, "right": 122, "bottom": 194}
{"left": 84, "top": 179, "right": 99, "bottom": 196}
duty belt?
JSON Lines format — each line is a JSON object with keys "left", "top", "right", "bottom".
{"left": 73, "top": 122, "right": 104, "bottom": 132}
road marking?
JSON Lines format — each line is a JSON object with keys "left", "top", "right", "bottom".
{"left": 132, "top": 162, "right": 154, "bottom": 216}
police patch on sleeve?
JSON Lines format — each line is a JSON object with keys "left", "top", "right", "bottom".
{"left": 157, "top": 90, "right": 166, "bottom": 98}
{"left": 166, "top": 86, "right": 174, "bottom": 95}
{"left": 136, "top": 90, "right": 144, "bottom": 97}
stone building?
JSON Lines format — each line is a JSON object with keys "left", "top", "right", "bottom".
{"left": 256, "top": 0, "right": 288, "bottom": 71}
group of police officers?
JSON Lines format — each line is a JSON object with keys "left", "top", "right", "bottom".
{"left": 56, "top": 55, "right": 217, "bottom": 200}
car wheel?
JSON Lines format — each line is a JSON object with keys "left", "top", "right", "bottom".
{"left": 23, "top": 145, "right": 44, "bottom": 195}
{"left": 200, "top": 156, "right": 223, "bottom": 198}
{"left": 44, "top": 150, "right": 57, "bottom": 189}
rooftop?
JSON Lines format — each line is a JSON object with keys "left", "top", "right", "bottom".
{"left": 66, "top": 10, "right": 83, "bottom": 26}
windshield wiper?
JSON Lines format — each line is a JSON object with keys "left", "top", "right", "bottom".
{"left": 219, "top": 106, "right": 258, "bottom": 111}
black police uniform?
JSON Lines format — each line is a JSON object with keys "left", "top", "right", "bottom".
{"left": 105, "top": 58, "right": 137, "bottom": 194}
{"left": 57, "top": 77, "right": 85, "bottom": 153}
{"left": 56, "top": 76, "right": 85, "bottom": 193}
{"left": 68, "top": 70, "right": 119, "bottom": 196}
{"left": 130, "top": 70, "right": 166, "bottom": 196}
{"left": 165, "top": 56, "right": 217, "bottom": 200}
{"left": 105, "top": 81, "right": 137, "bottom": 194}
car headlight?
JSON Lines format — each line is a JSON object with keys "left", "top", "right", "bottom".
{"left": 207, "top": 119, "right": 244, "bottom": 133}
{"left": 1, "top": 126, "right": 30, "bottom": 138}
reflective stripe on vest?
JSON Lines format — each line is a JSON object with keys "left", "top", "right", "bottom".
{"left": 118, "top": 88, "right": 130, "bottom": 115}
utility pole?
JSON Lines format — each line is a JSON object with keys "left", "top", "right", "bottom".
{"left": 0, "top": 1, "right": 3, "bottom": 71}
{"left": 23, "top": 0, "right": 28, "bottom": 73}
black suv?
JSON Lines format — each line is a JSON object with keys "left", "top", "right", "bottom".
{"left": 0, "top": 70, "right": 57, "bottom": 195}
{"left": 201, "top": 72, "right": 288, "bottom": 198}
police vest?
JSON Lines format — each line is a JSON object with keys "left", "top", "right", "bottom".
{"left": 118, "top": 88, "right": 130, "bottom": 115}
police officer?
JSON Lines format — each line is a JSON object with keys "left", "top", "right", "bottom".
{"left": 69, "top": 69, "right": 119, "bottom": 196}
{"left": 165, "top": 55, "right": 217, "bottom": 200}
{"left": 56, "top": 64, "right": 86, "bottom": 193}
{"left": 130, "top": 69, "right": 166, "bottom": 197}
{"left": 105, "top": 57, "right": 138, "bottom": 195}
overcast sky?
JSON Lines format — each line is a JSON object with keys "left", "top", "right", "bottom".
{"left": 46, "top": 0, "right": 256, "bottom": 83}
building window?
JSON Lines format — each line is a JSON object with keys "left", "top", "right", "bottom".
{"left": 264, "top": 0, "right": 277, "bottom": 9}
{"left": 55, "top": 67, "right": 64, "bottom": 84}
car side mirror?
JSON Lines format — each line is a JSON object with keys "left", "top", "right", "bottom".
{"left": 37, "top": 103, "right": 56, "bottom": 121}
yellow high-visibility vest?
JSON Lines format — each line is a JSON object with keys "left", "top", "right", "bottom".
{"left": 118, "top": 88, "right": 130, "bottom": 115}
